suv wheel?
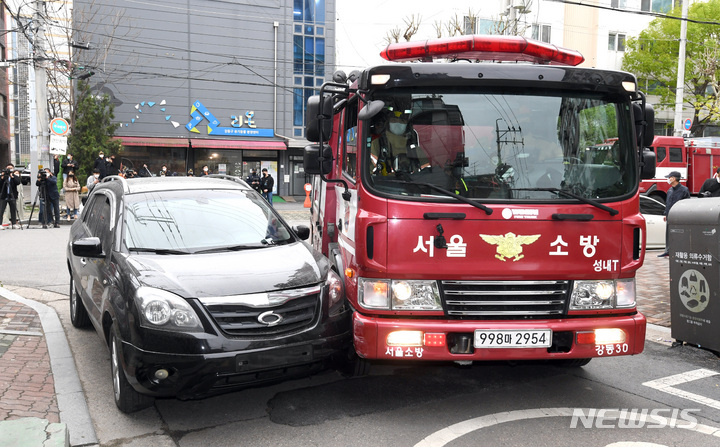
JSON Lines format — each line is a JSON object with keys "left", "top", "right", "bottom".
{"left": 110, "top": 327, "right": 154, "bottom": 413}
{"left": 69, "top": 275, "right": 90, "bottom": 328}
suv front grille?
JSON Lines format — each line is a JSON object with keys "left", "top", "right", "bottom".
{"left": 441, "top": 280, "right": 569, "bottom": 319}
{"left": 198, "top": 286, "right": 321, "bottom": 336}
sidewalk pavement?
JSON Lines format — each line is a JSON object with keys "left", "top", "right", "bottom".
{"left": 0, "top": 198, "right": 675, "bottom": 446}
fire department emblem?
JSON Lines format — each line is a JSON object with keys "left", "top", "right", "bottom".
{"left": 480, "top": 232, "right": 541, "bottom": 261}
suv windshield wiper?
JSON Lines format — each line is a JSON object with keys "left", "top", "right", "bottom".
{"left": 128, "top": 247, "right": 192, "bottom": 255}
{"left": 193, "top": 244, "right": 267, "bottom": 254}
{"left": 381, "top": 178, "right": 493, "bottom": 215}
{"left": 512, "top": 187, "right": 619, "bottom": 216}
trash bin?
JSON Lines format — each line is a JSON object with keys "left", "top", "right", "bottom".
{"left": 668, "top": 197, "right": 720, "bottom": 352}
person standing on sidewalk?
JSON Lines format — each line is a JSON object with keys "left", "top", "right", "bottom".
{"left": 658, "top": 170, "right": 690, "bottom": 257}
{"left": 260, "top": 168, "right": 274, "bottom": 207}
{"left": 61, "top": 154, "right": 78, "bottom": 187}
{"left": 64, "top": 171, "right": 81, "bottom": 220}
{"left": 0, "top": 164, "right": 22, "bottom": 229}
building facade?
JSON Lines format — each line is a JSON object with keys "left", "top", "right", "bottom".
{"left": 73, "top": 0, "right": 334, "bottom": 197}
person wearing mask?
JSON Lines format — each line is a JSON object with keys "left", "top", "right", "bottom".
{"left": 94, "top": 151, "right": 108, "bottom": 179}
{"left": 38, "top": 168, "right": 60, "bottom": 228}
{"left": 87, "top": 168, "right": 101, "bottom": 192}
{"left": 53, "top": 155, "right": 60, "bottom": 176}
{"left": 61, "top": 154, "right": 78, "bottom": 186}
{"left": 246, "top": 169, "right": 261, "bottom": 192}
{"left": 199, "top": 165, "right": 210, "bottom": 177}
{"left": 0, "top": 164, "right": 22, "bottom": 229}
{"left": 260, "top": 168, "right": 274, "bottom": 206}
{"left": 159, "top": 165, "right": 169, "bottom": 177}
{"left": 64, "top": 171, "right": 81, "bottom": 220}
{"left": 370, "top": 105, "right": 428, "bottom": 175}
{"left": 658, "top": 171, "right": 691, "bottom": 257}
{"left": 187, "top": 169, "right": 194, "bottom": 177}
{"left": 698, "top": 167, "right": 720, "bottom": 198}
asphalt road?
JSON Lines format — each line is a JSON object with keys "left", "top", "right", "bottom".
{"left": 2, "top": 221, "right": 720, "bottom": 446}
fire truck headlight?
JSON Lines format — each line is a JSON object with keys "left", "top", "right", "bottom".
{"left": 391, "top": 280, "right": 442, "bottom": 310}
{"left": 570, "top": 280, "right": 614, "bottom": 310}
{"left": 615, "top": 278, "right": 636, "bottom": 308}
{"left": 569, "top": 279, "right": 636, "bottom": 310}
{"left": 359, "top": 278, "right": 391, "bottom": 309}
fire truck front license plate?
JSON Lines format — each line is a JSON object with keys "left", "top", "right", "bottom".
{"left": 474, "top": 329, "right": 552, "bottom": 348}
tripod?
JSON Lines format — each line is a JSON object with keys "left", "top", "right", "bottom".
{"left": 27, "top": 179, "right": 49, "bottom": 229}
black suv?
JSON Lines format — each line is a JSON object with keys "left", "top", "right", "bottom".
{"left": 67, "top": 175, "right": 351, "bottom": 413}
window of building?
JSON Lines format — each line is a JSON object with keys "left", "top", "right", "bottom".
{"left": 463, "top": 16, "right": 477, "bottom": 35}
{"left": 0, "top": 94, "right": 6, "bottom": 117}
{"left": 641, "top": 0, "right": 679, "bottom": 13}
{"left": 531, "top": 24, "right": 551, "bottom": 43}
{"left": 608, "top": 33, "right": 626, "bottom": 51}
{"left": 610, "top": 0, "right": 627, "bottom": 8}
{"left": 293, "top": 0, "right": 326, "bottom": 136}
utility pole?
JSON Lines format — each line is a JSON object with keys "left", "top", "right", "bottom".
{"left": 30, "top": 0, "right": 49, "bottom": 201}
{"left": 672, "top": 0, "right": 690, "bottom": 137}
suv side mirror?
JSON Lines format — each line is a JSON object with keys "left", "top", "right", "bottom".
{"left": 293, "top": 225, "right": 310, "bottom": 240}
{"left": 72, "top": 237, "right": 104, "bottom": 258}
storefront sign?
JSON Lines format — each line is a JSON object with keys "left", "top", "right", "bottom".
{"left": 186, "top": 101, "right": 274, "bottom": 137}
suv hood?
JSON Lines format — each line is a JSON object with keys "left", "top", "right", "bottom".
{"left": 126, "top": 242, "right": 327, "bottom": 297}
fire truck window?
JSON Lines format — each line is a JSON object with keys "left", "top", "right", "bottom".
{"left": 656, "top": 147, "right": 666, "bottom": 162}
{"left": 342, "top": 100, "right": 358, "bottom": 181}
{"left": 669, "top": 147, "right": 683, "bottom": 163}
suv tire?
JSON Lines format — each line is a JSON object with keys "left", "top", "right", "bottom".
{"left": 69, "top": 275, "right": 91, "bottom": 328}
{"left": 110, "top": 326, "right": 155, "bottom": 413}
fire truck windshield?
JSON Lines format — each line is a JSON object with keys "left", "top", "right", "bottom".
{"left": 365, "top": 89, "right": 637, "bottom": 202}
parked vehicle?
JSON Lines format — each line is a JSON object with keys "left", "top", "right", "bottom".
{"left": 640, "top": 135, "right": 720, "bottom": 202}
{"left": 20, "top": 165, "right": 31, "bottom": 185}
{"left": 66, "top": 175, "right": 351, "bottom": 413}
{"left": 303, "top": 35, "right": 656, "bottom": 373}
{"left": 639, "top": 195, "right": 666, "bottom": 250}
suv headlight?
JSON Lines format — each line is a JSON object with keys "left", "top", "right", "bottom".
{"left": 136, "top": 287, "right": 203, "bottom": 332}
{"left": 359, "top": 278, "right": 441, "bottom": 311}
{"left": 569, "top": 278, "right": 636, "bottom": 310}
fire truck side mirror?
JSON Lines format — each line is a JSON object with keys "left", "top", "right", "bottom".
{"left": 640, "top": 148, "right": 657, "bottom": 180}
{"left": 303, "top": 144, "right": 333, "bottom": 175}
{"left": 305, "top": 95, "right": 333, "bottom": 143}
{"left": 359, "top": 100, "right": 386, "bottom": 121}
{"left": 633, "top": 102, "right": 655, "bottom": 148}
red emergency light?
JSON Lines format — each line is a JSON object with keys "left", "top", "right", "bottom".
{"left": 380, "top": 35, "right": 585, "bottom": 66}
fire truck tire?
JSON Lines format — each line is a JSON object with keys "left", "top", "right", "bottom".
{"left": 554, "top": 358, "right": 592, "bottom": 367}
{"left": 337, "top": 349, "right": 371, "bottom": 377}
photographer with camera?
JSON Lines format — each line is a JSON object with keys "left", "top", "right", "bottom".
{"left": 1, "top": 163, "right": 22, "bottom": 229}
{"left": 699, "top": 167, "right": 720, "bottom": 198}
{"left": 36, "top": 168, "right": 61, "bottom": 228}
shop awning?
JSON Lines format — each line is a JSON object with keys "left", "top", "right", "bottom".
{"left": 189, "top": 139, "right": 287, "bottom": 150}
{"left": 117, "top": 137, "right": 188, "bottom": 147}
{"left": 116, "top": 137, "right": 287, "bottom": 151}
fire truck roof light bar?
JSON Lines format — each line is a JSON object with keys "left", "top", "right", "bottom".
{"left": 380, "top": 35, "right": 585, "bottom": 67}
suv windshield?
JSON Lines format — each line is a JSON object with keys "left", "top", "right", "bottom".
{"left": 364, "top": 88, "right": 636, "bottom": 201}
{"left": 124, "top": 189, "right": 293, "bottom": 253}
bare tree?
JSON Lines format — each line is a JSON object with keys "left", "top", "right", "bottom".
{"left": 384, "top": 14, "right": 422, "bottom": 45}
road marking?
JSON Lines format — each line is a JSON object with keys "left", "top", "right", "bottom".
{"left": 643, "top": 368, "right": 720, "bottom": 410}
{"left": 413, "top": 407, "right": 720, "bottom": 447}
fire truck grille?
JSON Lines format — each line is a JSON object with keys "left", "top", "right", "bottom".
{"left": 200, "top": 294, "right": 320, "bottom": 337}
{"left": 441, "top": 280, "right": 570, "bottom": 319}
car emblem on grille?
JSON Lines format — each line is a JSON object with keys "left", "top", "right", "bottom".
{"left": 257, "top": 311, "right": 284, "bottom": 327}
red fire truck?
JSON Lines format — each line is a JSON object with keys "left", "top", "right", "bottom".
{"left": 303, "top": 35, "right": 656, "bottom": 372}
{"left": 640, "top": 135, "right": 720, "bottom": 202}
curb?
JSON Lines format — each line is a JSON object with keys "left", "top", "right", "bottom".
{"left": 0, "top": 288, "right": 98, "bottom": 446}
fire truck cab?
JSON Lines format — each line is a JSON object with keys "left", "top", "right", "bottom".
{"left": 304, "top": 35, "right": 656, "bottom": 371}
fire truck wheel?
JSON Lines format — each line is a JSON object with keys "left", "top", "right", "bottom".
{"left": 554, "top": 358, "right": 592, "bottom": 367}
{"left": 336, "top": 349, "right": 371, "bottom": 377}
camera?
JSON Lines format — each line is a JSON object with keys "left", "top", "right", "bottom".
{"left": 37, "top": 169, "right": 47, "bottom": 181}
{"left": 1, "top": 168, "right": 12, "bottom": 177}
{"left": 125, "top": 169, "right": 136, "bottom": 178}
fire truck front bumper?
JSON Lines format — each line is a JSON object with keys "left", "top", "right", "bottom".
{"left": 352, "top": 312, "right": 646, "bottom": 362}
